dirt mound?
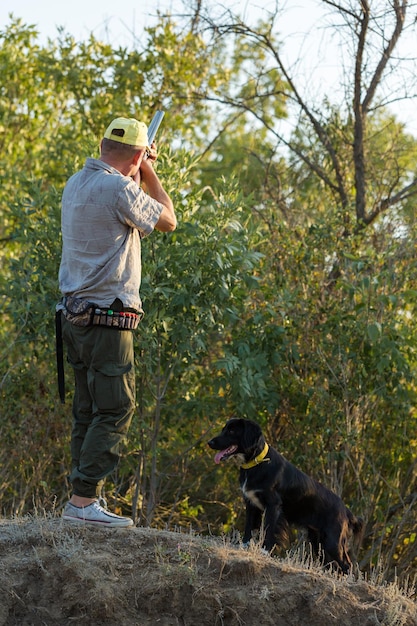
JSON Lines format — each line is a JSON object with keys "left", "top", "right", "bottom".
{"left": 0, "top": 517, "right": 415, "bottom": 626}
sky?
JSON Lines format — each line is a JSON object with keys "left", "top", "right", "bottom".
{"left": 1, "top": 0, "right": 324, "bottom": 49}
{"left": 1, "top": 0, "right": 165, "bottom": 46}
{"left": 1, "top": 0, "right": 416, "bottom": 135}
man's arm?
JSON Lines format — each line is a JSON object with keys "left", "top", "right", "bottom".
{"left": 139, "top": 157, "right": 176, "bottom": 232}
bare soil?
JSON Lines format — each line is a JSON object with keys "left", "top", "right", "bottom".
{"left": 0, "top": 517, "right": 416, "bottom": 626}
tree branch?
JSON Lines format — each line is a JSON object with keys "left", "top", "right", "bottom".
{"left": 364, "top": 176, "right": 417, "bottom": 225}
{"left": 362, "top": 0, "right": 407, "bottom": 113}
{"left": 353, "top": 1, "right": 370, "bottom": 224}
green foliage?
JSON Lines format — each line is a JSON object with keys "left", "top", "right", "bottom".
{"left": 118, "top": 156, "right": 264, "bottom": 524}
{"left": 0, "top": 12, "right": 416, "bottom": 584}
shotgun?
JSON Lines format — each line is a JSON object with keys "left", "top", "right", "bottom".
{"left": 147, "top": 110, "right": 165, "bottom": 151}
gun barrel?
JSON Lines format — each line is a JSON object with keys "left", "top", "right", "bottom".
{"left": 147, "top": 110, "right": 165, "bottom": 145}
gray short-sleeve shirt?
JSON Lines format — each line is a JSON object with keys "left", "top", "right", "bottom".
{"left": 58, "top": 158, "right": 164, "bottom": 311}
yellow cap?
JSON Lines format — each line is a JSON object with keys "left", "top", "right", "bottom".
{"left": 104, "top": 117, "right": 149, "bottom": 147}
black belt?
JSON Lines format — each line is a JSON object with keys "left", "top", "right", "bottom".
{"left": 55, "top": 309, "right": 66, "bottom": 404}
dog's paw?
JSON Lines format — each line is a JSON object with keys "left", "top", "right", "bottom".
{"left": 241, "top": 541, "right": 251, "bottom": 549}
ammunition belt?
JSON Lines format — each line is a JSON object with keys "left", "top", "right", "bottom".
{"left": 58, "top": 296, "right": 142, "bottom": 330}
{"left": 92, "top": 308, "right": 141, "bottom": 330}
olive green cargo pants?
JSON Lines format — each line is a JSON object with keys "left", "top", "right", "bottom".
{"left": 62, "top": 316, "right": 136, "bottom": 498}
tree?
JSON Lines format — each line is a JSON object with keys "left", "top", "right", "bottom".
{"left": 181, "top": 0, "right": 417, "bottom": 580}
{"left": 1, "top": 8, "right": 416, "bottom": 583}
{"left": 189, "top": 0, "right": 417, "bottom": 229}
{"left": 0, "top": 18, "right": 264, "bottom": 526}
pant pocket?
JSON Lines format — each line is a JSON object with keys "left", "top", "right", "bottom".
{"left": 89, "top": 363, "right": 136, "bottom": 415}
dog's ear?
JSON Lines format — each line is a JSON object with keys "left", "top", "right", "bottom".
{"left": 242, "top": 419, "right": 263, "bottom": 450}
{"left": 225, "top": 417, "right": 244, "bottom": 434}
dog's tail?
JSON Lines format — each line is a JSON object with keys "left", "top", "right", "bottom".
{"left": 350, "top": 515, "right": 364, "bottom": 535}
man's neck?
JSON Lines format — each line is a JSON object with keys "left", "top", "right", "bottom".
{"left": 99, "top": 155, "right": 132, "bottom": 176}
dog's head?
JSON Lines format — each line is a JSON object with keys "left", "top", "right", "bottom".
{"left": 208, "top": 418, "right": 265, "bottom": 464}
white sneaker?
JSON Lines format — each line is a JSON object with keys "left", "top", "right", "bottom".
{"left": 62, "top": 501, "right": 134, "bottom": 528}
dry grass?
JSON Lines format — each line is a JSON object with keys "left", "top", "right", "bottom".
{"left": 0, "top": 514, "right": 416, "bottom": 626}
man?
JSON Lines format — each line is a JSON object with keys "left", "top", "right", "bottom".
{"left": 58, "top": 117, "right": 176, "bottom": 527}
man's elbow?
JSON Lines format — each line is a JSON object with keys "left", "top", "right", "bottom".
{"left": 164, "top": 215, "right": 177, "bottom": 232}
{"left": 156, "top": 206, "right": 177, "bottom": 232}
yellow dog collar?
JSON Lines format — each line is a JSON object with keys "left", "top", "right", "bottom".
{"left": 241, "top": 443, "right": 270, "bottom": 470}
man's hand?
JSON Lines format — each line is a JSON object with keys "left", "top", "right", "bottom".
{"left": 144, "top": 142, "right": 158, "bottom": 164}
{"left": 132, "top": 143, "right": 157, "bottom": 186}
{"left": 139, "top": 143, "right": 159, "bottom": 188}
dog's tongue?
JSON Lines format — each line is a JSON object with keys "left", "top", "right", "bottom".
{"left": 214, "top": 445, "right": 237, "bottom": 464}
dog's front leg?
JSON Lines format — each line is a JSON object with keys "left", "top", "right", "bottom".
{"left": 262, "top": 494, "right": 283, "bottom": 552}
{"left": 242, "top": 499, "right": 262, "bottom": 547}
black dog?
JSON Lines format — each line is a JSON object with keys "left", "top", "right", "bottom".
{"left": 208, "top": 418, "right": 364, "bottom": 573}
